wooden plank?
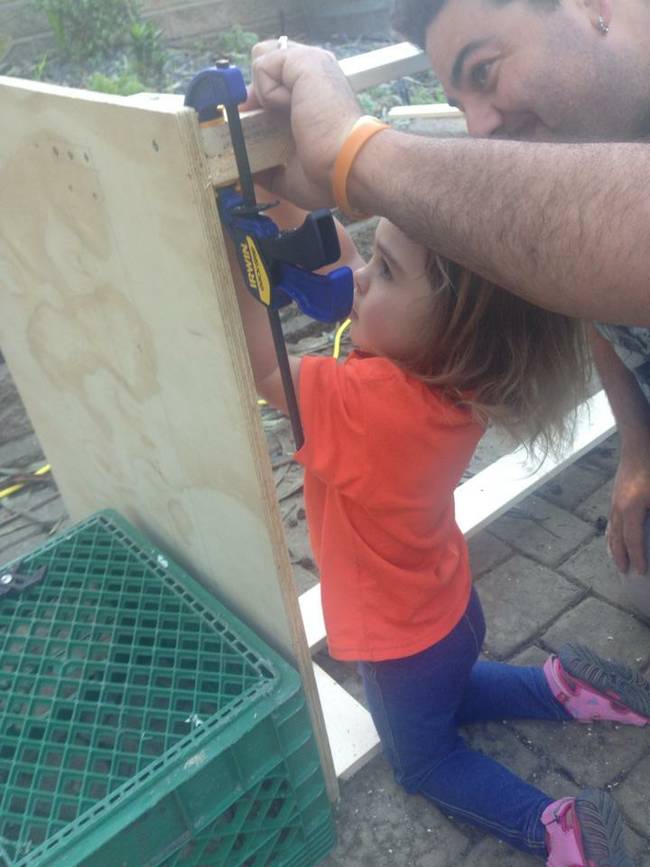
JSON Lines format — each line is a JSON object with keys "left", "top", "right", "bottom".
{"left": 455, "top": 390, "right": 615, "bottom": 537}
{"left": 300, "top": 390, "right": 615, "bottom": 654}
{"left": 388, "top": 102, "right": 463, "bottom": 120}
{"left": 300, "top": 583, "right": 328, "bottom": 654}
{"left": 313, "top": 663, "right": 381, "bottom": 780}
{"left": 339, "top": 42, "right": 429, "bottom": 92}
{"left": 0, "top": 74, "right": 337, "bottom": 799}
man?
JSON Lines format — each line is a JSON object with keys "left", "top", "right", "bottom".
{"left": 249, "top": 0, "right": 650, "bottom": 596}
{"left": 392, "top": 0, "right": 650, "bottom": 599}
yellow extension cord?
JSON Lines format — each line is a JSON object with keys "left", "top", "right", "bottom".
{"left": 257, "top": 317, "right": 351, "bottom": 407}
{"left": 0, "top": 464, "right": 52, "bottom": 500}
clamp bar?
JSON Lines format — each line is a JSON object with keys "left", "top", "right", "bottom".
{"left": 185, "top": 62, "right": 353, "bottom": 452}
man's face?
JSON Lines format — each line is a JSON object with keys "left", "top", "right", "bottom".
{"left": 425, "top": 0, "right": 647, "bottom": 141}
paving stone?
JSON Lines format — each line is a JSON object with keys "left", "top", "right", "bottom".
{"left": 490, "top": 495, "right": 594, "bottom": 568}
{"left": 616, "top": 754, "right": 650, "bottom": 845}
{"left": 460, "top": 837, "right": 541, "bottom": 867}
{"left": 0, "top": 432, "right": 45, "bottom": 468}
{"left": 292, "top": 562, "right": 318, "bottom": 595}
{"left": 529, "top": 767, "right": 579, "bottom": 801}
{"left": 0, "top": 525, "right": 46, "bottom": 565}
{"left": 325, "top": 758, "right": 470, "bottom": 867}
{"left": 561, "top": 535, "right": 641, "bottom": 611}
{"left": 275, "top": 460, "right": 304, "bottom": 500}
{"left": 3, "top": 488, "right": 65, "bottom": 523}
{"left": 460, "top": 837, "right": 540, "bottom": 866}
{"left": 463, "top": 721, "right": 539, "bottom": 780}
{"left": 576, "top": 434, "right": 619, "bottom": 475}
{"left": 510, "top": 645, "right": 548, "bottom": 668}
{"left": 541, "top": 597, "right": 650, "bottom": 666}
{"left": 575, "top": 479, "right": 614, "bottom": 525}
{"left": 0, "top": 363, "right": 34, "bottom": 441}
{"left": 510, "top": 717, "right": 649, "bottom": 790}
{"left": 466, "top": 426, "right": 512, "bottom": 475}
{"left": 477, "top": 556, "right": 584, "bottom": 658}
{"left": 315, "top": 650, "right": 367, "bottom": 707}
{"left": 283, "top": 516, "right": 316, "bottom": 572}
{"left": 630, "top": 834, "right": 650, "bottom": 867}
{"left": 468, "top": 531, "right": 512, "bottom": 578}
{"left": 538, "top": 462, "right": 605, "bottom": 512}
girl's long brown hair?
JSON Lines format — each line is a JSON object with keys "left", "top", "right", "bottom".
{"left": 403, "top": 254, "right": 591, "bottom": 457}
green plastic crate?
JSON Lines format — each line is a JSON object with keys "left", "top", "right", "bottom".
{"left": 0, "top": 511, "right": 335, "bottom": 866}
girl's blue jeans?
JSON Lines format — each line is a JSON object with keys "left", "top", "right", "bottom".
{"left": 358, "top": 587, "right": 571, "bottom": 856}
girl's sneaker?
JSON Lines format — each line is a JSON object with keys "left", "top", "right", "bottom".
{"left": 542, "top": 788, "right": 634, "bottom": 867}
{"left": 543, "top": 642, "right": 650, "bottom": 725}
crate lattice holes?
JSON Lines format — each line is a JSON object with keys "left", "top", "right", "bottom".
{"left": 0, "top": 512, "right": 334, "bottom": 866}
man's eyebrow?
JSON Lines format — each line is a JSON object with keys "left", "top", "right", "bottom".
{"left": 451, "top": 38, "right": 490, "bottom": 88}
{"left": 375, "top": 240, "right": 402, "bottom": 273}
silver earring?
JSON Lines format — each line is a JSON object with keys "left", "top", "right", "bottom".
{"left": 597, "top": 15, "right": 609, "bottom": 34}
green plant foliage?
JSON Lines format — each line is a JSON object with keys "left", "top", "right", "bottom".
{"left": 86, "top": 70, "right": 145, "bottom": 96}
{"left": 32, "top": 53, "right": 49, "bottom": 81}
{"left": 130, "top": 20, "right": 166, "bottom": 80}
{"left": 407, "top": 72, "right": 446, "bottom": 105}
{"left": 358, "top": 83, "right": 403, "bottom": 117}
{"left": 32, "top": 0, "right": 134, "bottom": 61}
{"left": 0, "top": 32, "right": 12, "bottom": 62}
{"left": 212, "top": 25, "right": 258, "bottom": 68}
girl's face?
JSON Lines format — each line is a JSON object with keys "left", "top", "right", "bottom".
{"left": 350, "top": 219, "right": 435, "bottom": 360}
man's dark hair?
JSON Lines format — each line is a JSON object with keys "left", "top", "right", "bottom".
{"left": 391, "top": 0, "right": 560, "bottom": 49}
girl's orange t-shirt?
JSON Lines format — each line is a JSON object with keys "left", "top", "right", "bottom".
{"left": 295, "top": 352, "right": 484, "bottom": 662}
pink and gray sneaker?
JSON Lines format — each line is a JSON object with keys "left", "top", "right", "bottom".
{"left": 544, "top": 642, "right": 650, "bottom": 726}
{"left": 542, "top": 788, "right": 634, "bottom": 867}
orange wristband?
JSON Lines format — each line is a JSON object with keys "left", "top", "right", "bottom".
{"left": 332, "top": 116, "right": 389, "bottom": 220}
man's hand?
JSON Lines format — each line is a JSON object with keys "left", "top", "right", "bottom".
{"left": 591, "top": 328, "right": 650, "bottom": 576}
{"left": 608, "top": 443, "right": 650, "bottom": 576}
{"left": 250, "top": 40, "right": 362, "bottom": 208}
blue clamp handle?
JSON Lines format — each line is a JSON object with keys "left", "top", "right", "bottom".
{"left": 279, "top": 265, "right": 353, "bottom": 323}
{"left": 184, "top": 65, "right": 247, "bottom": 119}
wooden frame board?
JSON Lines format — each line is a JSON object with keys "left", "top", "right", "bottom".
{"left": 0, "top": 39, "right": 618, "bottom": 790}
{"left": 0, "top": 75, "right": 337, "bottom": 798}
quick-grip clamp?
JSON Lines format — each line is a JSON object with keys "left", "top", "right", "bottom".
{"left": 218, "top": 188, "right": 353, "bottom": 322}
{"left": 185, "top": 64, "right": 353, "bottom": 322}
{"left": 185, "top": 62, "right": 354, "bottom": 449}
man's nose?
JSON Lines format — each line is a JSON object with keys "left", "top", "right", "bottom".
{"left": 463, "top": 99, "right": 504, "bottom": 138}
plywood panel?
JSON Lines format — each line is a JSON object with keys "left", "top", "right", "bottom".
{"left": 0, "top": 75, "right": 336, "bottom": 796}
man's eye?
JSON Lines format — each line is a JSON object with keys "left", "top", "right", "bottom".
{"left": 471, "top": 60, "right": 494, "bottom": 89}
{"left": 378, "top": 258, "right": 392, "bottom": 279}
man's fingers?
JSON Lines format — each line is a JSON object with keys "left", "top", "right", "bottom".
{"left": 622, "top": 509, "right": 649, "bottom": 576}
{"left": 251, "top": 53, "right": 292, "bottom": 111}
{"left": 251, "top": 39, "right": 283, "bottom": 61}
{"left": 240, "top": 85, "right": 261, "bottom": 113}
{"left": 607, "top": 514, "right": 630, "bottom": 573}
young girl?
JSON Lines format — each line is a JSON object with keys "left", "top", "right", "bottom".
{"left": 231, "top": 210, "right": 650, "bottom": 866}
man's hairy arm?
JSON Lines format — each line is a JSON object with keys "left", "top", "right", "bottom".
{"left": 251, "top": 41, "right": 649, "bottom": 324}
{"left": 348, "top": 132, "right": 649, "bottom": 325}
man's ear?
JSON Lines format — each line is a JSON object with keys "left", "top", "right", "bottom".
{"left": 578, "top": 0, "right": 613, "bottom": 32}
